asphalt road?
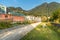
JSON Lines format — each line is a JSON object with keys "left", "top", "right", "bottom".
{"left": 0, "top": 22, "right": 41, "bottom": 40}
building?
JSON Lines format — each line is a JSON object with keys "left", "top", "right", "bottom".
{"left": 0, "top": 14, "right": 12, "bottom": 21}
{"left": 0, "top": 12, "right": 25, "bottom": 22}
{"left": 25, "top": 15, "right": 41, "bottom": 22}
{"left": 25, "top": 16, "right": 35, "bottom": 21}
{"left": 0, "top": 4, "right": 6, "bottom": 14}
{"left": 8, "top": 12, "right": 25, "bottom": 22}
{"left": 34, "top": 16, "right": 41, "bottom": 22}
{"left": 0, "top": 4, "right": 25, "bottom": 22}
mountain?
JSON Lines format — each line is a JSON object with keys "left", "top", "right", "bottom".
{"left": 7, "top": 2, "right": 60, "bottom": 16}
{"left": 7, "top": 7, "right": 30, "bottom": 15}
{"left": 29, "top": 2, "right": 60, "bottom": 16}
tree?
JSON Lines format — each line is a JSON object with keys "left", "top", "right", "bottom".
{"left": 50, "top": 9, "right": 60, "bottom": 22}
{"left": 52, "top": 11, "right": 59, "bottom": 20}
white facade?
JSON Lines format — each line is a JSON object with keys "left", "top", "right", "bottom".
{"left": 0, "top": 4, "right": 6, "bottom": 14}
{"left": 25, "top": 16, "right": 41, "bottom": 22}
{"left": 25, "top": 16, "right": 35, "bottom": 21}
{"left": 35, "top": 17, "right": 41, "bottom": 22}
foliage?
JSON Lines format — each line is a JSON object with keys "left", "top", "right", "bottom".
{"left": 52, "top": 11, "right": 59, "bottom": 20}
{"left": 0, "top": 22, "right": 12, "bottom": 29}
{"left": 50, "top": 9, "right": 60, "bottom": 22}
{"left": 29, "top": 2, "right": 60, "bottom": 16}
{"left": 0, "top": 21, "right": 32, "bottom": 29}
{"left": 20, "top": 24, "right": 60, "bottom": 40}
{"left": 48, "top": 23, "right": 60, "bottom": 37}
{"left": 7, "top": 2, "right": 60, "bottom": 16}
{"left": 14, "top": 21, "right": 31, "bottom": 25}
{"left": 7, "top": 7, "right": 30, "bottom": 15}
{"left": 41, "top": 16, "right": 47, "bottom": 22}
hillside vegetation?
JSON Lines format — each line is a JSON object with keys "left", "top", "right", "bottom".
{"left": 7, "top": 2, "right": 60, "bottom": 16}
{"left": 29, "top": 2, "right": 60, "bottom": 16}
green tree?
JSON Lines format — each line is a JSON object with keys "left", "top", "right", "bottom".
{"left": 52, "top": 11, "right": 59, "bottom": 20}
{"left": 50, "top": 9, "right": 60, "bottom": 22}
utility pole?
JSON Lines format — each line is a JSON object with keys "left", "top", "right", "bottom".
{"left": 47, "top": 3, "right": 49, "bottom": 22}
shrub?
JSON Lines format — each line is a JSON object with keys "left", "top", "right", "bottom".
{"left": 0, "top": 22, "right": 12, "bottom": 29}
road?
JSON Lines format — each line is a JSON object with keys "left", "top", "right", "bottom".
{"left": 0, "top": 22, "right": 41, "bottom": 40}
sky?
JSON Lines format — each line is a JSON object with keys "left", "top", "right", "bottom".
{"left": 0, "top": 0, "right": 60, "bottom": 10}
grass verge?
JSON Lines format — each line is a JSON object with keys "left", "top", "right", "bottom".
{"left": 20, "top": 22, "right": 60, "bottom": 40}
{"left": 0, "top": 22, "right": 12, "bottom": 29}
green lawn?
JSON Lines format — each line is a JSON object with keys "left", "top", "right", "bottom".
{"left": 0, "top": 22, "right": 13, "bottom": 29}
{"left": 0, "top": 21, "right": 31, "bottom": 29}
{"left": 20, "top": 23, "right": 60, "bottom": 40}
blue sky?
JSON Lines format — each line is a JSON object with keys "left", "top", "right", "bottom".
{"left": 0, "top": 0, "right": 60, "bottom": 10}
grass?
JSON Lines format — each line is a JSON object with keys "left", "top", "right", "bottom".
{"left": 0, "top": 22, "right": 13, "bottom": 29}
{"left": 12, "top": 21, "right": 32, "bottom": 26}
{"left": 20, "top": 22, "right": 60, "bottom": 40}
{"left": 0, "top": 21, "right": 32, "bottom": 29}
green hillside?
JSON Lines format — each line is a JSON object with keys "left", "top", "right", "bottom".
{"left": 7, "top": 2, "right": 60, "bottom": 16}
{"left": 29, "top": 2, "right": 60, "bottom": 16}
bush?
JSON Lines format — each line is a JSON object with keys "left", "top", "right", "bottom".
{"left": 50, "top": 9, "right": 60, "bottom": 22}
{"left": 23, "top": 21, "right": 31, "bottom": 24}
{"left": 0, "top": 22, "right": 12, "bottom": 29}
{"left": 41, "top": 16, "right": 47, "bottom": 22}
{"left": 13, "top": 21, "right": 31, "bottom": 25}
{"left": 48, "top": 23, "right": 60, "bottom": 35}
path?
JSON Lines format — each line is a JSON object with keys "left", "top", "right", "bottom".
{"left": 0, "top": 22, "right": 41, "bottom": 40}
